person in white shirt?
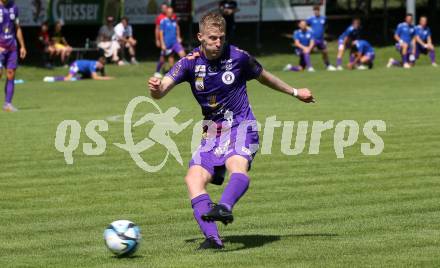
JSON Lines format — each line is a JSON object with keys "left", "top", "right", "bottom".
{"left": 114, "top": 17, "right": 138, "bottom": 64}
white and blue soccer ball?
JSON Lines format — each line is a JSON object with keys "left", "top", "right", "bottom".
{"left": 103, "top": 220, "right": 141, "bottom": 257}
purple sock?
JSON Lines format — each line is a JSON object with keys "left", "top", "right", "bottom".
{"left": 429, "top": 50, "right": 436, "bottom": 63}
{"left": 289, "top": 66, "right": 302, "bottom": 72}
{"left": 349, "top": 54, "right": 355, "bottom": 64}
{"left": 4, "top": 79, "right": 14, "bottom": 103}
{"left": 392, "top": 59, "right": 401, "bottom": 66}
{"left": 336, "top": 57, "right": 342, "bottom": 66}
{"left": 402, "top": 53, "right": 408, "bottom": 64}
{"left": 219, "top": 173, "right": 250, "bottom": 211}
{"left": 55, "top": 76, "right": 65, "bottom": 81}
{"left": 191, "top": 194, "right": 222, "bottom": 245}
{"left": 155, "top": 59, "right": 164, "bottom": 72}
{"left": 304, "top": 53, "right": 311, "bottom": 69}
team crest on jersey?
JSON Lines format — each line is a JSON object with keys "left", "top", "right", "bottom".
{"left": 222, "top": 71, "right": 235, "bottom": 85}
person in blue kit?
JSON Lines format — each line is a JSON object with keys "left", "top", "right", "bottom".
{"left": 283, "top": 20, "right": 316, "bottom": 72}
{"left": 43, "top": 56, "right": 114, "bottom": 82}
{"left": 414, "top": 16, "right": 437, "bottom": 67}
{"left": 347, "top": 39, "right": 375, "bottom": 70}
{"left": 154, "top": 6, "right": 186, "bottom": 78}
{"left": 335, "top": 18, "right": 361, "bottom": 70}
{"left": 387, "top": 14, "right": 416, "bottom": 69}
{"left": 306, "top": 5, "right": 335, "bottom": 71}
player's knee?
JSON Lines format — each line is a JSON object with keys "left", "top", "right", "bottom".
{"left": 6, "top": 70, "right": 15, "bottom": 80}
{"left": 225, "top": 156, "right": 249, "bottom": 175}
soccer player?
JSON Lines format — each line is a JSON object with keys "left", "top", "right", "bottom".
{"left": 154, "top": 3, "right": 177, "bottom": 77}
{"left": 155, "top": 6, "right": 185, "bottom": 78}
{"left": 347, "top": 39, "right": 375, "bottom": 70}
{"left": 43, "top": 57, "right": 114, "bottom": 82}
{"left": 387, "top": 14, "right": 416, "bottom": 69}
{"left": 414, "top": 16, "right": 437, "bottom": 67}
{"left": 306, "top": 5, "right": 335, "bottom": 70}
{"left": 335, "top": 18, "right": 361, "bottom": 70}
{"left": 283, "top": 20, "right": 315, "bottom": 72}
{"left": 148, "top": 12, "right": 314, "bottom": 249}
{"left": 0, "top": 0, "right": 26, "bottom": 112}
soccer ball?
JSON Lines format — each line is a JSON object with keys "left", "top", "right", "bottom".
{"left": 103, "top": 220, "right": 141, "bottom": 257}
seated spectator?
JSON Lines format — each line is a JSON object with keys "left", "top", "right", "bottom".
{"left": 97, "top": 16, "right": 122, "bottom": 65}
{"left": 114, "top": 17, "right": 138, "bottom": 64}
{"left": 37, "top": 21, "right": 55, "bottom": 69}
{"left": 52, "top": 20, "right": 73, "bottom": 66}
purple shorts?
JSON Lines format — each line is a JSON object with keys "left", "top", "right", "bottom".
{"left": 415, "top": 44, "right": 428, "bottom": 59}
{"left": 295, "top": 48, "right": 309, "bottom": 68}
{"left": 161, "top": 42, "right": 184, "bottom": 56}
{"left": 69, "top": 63, "right": 79, "bottom": 75}
{"left": 0, "top": 49, "right": 18, "bottom": 69}
{"left": 314, "top": 39, "right": 327, "bottom": 50}
{"left": 395, "top": 42, "right": 413, "bottom": 53}
{"left": 189, "top": 123, "right": 259, "bottom": 185}
{"left": 365, "top": 52, "right": 375, "bottom": 62}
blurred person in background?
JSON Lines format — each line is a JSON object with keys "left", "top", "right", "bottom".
{"left": 115, "top": 17, "right": 138, "bottom": 64}
{"left": 0, "top": 0, "right": 26, "bottom": 112}
{"left": 335, "top": 18, "right": 361, "bottom": 70}
{"left": 52, "top": 20, "right": 72, "bottom": 67}
{"left": 414, "top": 16, "right": 437, "bottom": 67}
{"left": 155, "top": 2, "right": 176, "bottom": 48}
{"left": 306, "top": 5, "right": 335, "bottom": 71}
{"left": 387, "top": 14, "right": 416, "bottom": 69}
{"left": 97, "top": 16, "right": 123, "bottom": 65}
{"left": 283, "top": 20, "right": 315, "bottom": 72}
{"left": 37, "top": 21, "right": 55, "bottom": 69}
{"left": 43, "top": 56, "right": 114, "bottom": 82}
{"left": 219, "top": 0, "right": 238, "bottom": 43}
{"left": 155, "top": 6, "right": 185, "bottom": 78}
{"left": 347, "top": 39, "right": 375, "bottom": 70}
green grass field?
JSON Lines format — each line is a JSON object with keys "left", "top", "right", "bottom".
{"left": 1, "top": 45, "right": 440, "bottom": 267}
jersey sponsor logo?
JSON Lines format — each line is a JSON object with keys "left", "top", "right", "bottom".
{"left": 207, "top": 65, "right": 218, "bottom": 74}
{"left": 222, "top": 71, "right": 235, "bottom": 85}
{"left": 195, "top": 77, "right": 204, "bottom": 91}
{"left": 208, "top": 95, "right": 218, "bottom": 108}
{"left": 241, "top": 146, "right": 252, "bottom": 156}
{"left": 195, "top": 64, "right": 206, "bottom": 77}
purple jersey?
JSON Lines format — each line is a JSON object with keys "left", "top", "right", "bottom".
{"left": 166, "top": 45, "right": 263, "bottom": 125}
{"left": 0, "top": 1, "right": 18, "bottom": 51}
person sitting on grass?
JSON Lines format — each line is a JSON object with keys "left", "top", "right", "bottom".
{"left": 283, "top": 20, "right": 315, "bottom": 72}
{"left": 43, "top": 57, "right": 114, "bottom": 82}
{"left": 347, "top": 39, "right": 375, "bottom": 70}
{"left": 414, "top": 16, "right": 437, "bottom": 67}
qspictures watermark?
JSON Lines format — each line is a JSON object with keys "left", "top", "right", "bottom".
{"left": 54, "top": 96, "right": 386, "bottom": 172}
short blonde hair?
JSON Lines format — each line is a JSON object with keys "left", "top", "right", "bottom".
{"left": 199, "top": 12, "right": 226, "bottom": 33}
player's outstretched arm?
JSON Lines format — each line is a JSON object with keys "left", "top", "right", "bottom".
{"left": 148, "top": 76, "right": 176, "bottom": 99}
{"left": 256, "top": 69, "right": 315, "bottom": 103}
{"left": 91, "top": 73, "right": 114, "bottom": 80}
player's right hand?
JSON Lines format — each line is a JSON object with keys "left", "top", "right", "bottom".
{"left": 148, "top": 77, "right": 161, "bottom": 93}
{"left": 297, "top": 88, "right": 315, "bottom": 103}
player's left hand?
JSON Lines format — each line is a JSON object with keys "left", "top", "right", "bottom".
{"left": 20, "top": 47, "right": 27, "bottom": 59}
{"left": 297, "top": 88, "right": 315, "bottom": 103}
